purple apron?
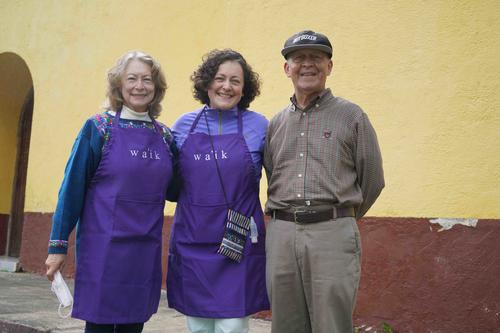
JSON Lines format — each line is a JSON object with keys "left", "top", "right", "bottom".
{"left": 167, "top": 109, "right": 269, "bottom": 318}
{"left": 72, "top": 110, "right": 173, "bottom": 324}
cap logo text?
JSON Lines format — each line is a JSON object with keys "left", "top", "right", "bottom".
{"left": 293, "top": 35, "right": 317, "bottom": 44}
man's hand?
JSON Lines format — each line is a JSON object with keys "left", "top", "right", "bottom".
{"left": 45, "top": 254, "right": 67, "bottom": 281}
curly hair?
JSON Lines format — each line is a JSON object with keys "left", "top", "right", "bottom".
{"left": 105, "top": 51, "right": 167, "bottom": 118}
{"left": 191, "top": 49, "right": 260, "bottom": 109}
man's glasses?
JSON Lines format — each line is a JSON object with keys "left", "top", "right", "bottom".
{"left": 289, "top": 53, "right": 328, "bottom": 64}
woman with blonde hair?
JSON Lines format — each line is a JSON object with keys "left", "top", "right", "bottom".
{"left": 45, "top": 51, "right": 176, "bottom": 333}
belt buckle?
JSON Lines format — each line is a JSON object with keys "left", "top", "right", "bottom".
{"left": 293, "top": 210, "right": 306, "bottom": 223}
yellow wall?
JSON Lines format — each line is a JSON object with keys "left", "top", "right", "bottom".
{"left": 0, "top": 53, "right": 32, "bottom": 213}
{"left": 1, "top": 0, "right": 499, "bottom": 218}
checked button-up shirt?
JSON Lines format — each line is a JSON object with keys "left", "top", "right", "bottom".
{"left": 264, "top": 89, "right": 384, "bottom": 219}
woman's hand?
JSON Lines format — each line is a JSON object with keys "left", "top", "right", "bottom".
{"left": 45, "top": 254, "right": 67, "bottom": 281}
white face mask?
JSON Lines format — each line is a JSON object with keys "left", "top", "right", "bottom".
{"left": 51, "top": 270, "right": 73, "bottom": 318}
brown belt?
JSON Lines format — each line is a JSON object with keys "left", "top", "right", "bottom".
{"left": 272, "top": 207, "right": 355, "bottom": 224}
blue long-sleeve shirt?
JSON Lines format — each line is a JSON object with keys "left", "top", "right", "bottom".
{"left": 172, "top": 106, "right": 268, "bottom": 181}
{"left": 48, "top": 109, "right": 177, "bottom": 254}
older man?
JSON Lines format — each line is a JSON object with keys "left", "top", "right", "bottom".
{"left": 264, "top": 30, "right": 385, "bottom": 333}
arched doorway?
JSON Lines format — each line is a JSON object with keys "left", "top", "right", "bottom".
{"left": 0, "top": 52, "right": 34, "bottom": 271}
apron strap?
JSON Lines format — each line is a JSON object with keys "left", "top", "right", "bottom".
{"left": 190, "top": 106, "right": 242, "bottom": 134}
{"left": 150, "top": 117, "right": 163, "bottom": 134}
{"left": 150, "top": 116, "right": 170, "bottom": 146}
{"left": 237, "top": 109, "right": 243, "bottom": 134}
{"left": 113, "top": 109, "right": 122, "bottom": 129}
{"left": 115, "top": 108, "right": 163, "bottom": 134}
{"left": 189, "top": 107, "right": 207, "bottom": 133}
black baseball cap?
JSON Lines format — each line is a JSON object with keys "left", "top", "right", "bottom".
{"left": 281, "top": 30, "right": 333, "bottom": 59}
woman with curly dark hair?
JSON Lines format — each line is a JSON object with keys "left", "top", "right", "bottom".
{"left": 166, "top": 49, "right": 269, "bottom": 332}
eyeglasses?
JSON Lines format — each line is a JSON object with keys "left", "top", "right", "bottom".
{"left": 289, "top": 53, "right": 328, "bottom": 64}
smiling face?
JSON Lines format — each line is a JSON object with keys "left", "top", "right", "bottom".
{"left": 284, "top": 49, "right": 333, "bottom": 97}
{"left": 121, "top": 59, "right": 155, "bottom": 113}
{"left": 207, "top": 60, "right": 244, "bottom": 110}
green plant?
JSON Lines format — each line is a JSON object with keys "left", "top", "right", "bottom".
{"left": 382, "top": 321, "right": 394, "bottom": 333}
{"left": 354, "top": 321, "right": 395, "bottom": 333}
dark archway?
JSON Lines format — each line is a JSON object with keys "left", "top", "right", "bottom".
{"left": 6, "top": 87, "right": 34, "bottom": 257}
{"left": 0, "top": 52, "right": 33, "bottom": 265}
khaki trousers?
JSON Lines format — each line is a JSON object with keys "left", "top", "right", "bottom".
{"left": 265, "top": 217, "right": 361, "bottom": 333}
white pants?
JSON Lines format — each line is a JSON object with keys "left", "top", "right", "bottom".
{"left": 186, "top": 316, "right": 250, "bottom": 333}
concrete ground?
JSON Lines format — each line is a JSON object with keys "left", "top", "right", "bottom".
{"left": 0, "top": 271, "right": 271, "bottom": 333}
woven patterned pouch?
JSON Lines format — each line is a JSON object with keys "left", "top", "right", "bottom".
{"left": 217, "top": 209, "right": 251, "bottom": 263}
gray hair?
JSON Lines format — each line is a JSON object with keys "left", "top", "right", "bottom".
{"left": 105, "top": 51, "right": 167, "bottom": 118}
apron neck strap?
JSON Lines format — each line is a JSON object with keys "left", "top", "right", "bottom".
{"left": 189, "top": 107, "right": 206, "bottom": 133}
{"left": 113, "top": 109, "right": 122, "bottom": 129}
{"left": 114, "top": 108, "right": 162, "bottom": 133}
{"left": 190, "top": 106, "right": 243, "bottom": 134}
{"left": 150, "top": 116, "right": 162, "bottom": 133}
{"left": 236, "top": 109, "right": 243, "bottom": 134}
